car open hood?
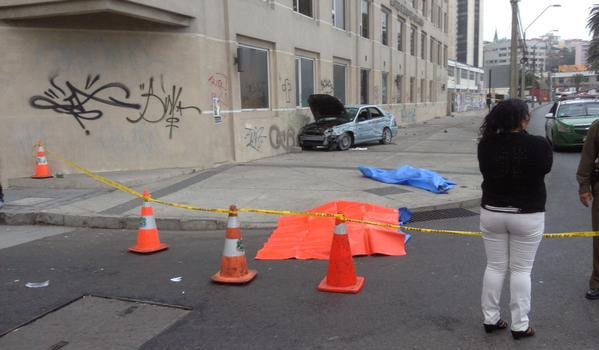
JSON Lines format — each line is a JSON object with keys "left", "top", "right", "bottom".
{"left": 308, "top": 94, "right": 346, "bottom": 121}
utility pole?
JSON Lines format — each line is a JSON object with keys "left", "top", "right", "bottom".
{"left": 510, "top": 0, "right": 519, "bottom": 98}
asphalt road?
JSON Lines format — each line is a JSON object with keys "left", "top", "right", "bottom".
{"left": 1, "top": 106, "right": 598, "bottom": 349}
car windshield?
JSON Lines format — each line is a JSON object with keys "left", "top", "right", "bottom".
{"left": 316, "top": 107, "right": 356, "bottom": 122}
{"left": 557, "top": 102, "right": 599, "bottom": 118}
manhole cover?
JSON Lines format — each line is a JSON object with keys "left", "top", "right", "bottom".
{"left": 0, "top": 295, "right": 189, "bottom": 350}
{"left": 364, "top": 186, "right": 411, "bottom": 196}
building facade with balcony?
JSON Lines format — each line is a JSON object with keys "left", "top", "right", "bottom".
{"left": 0, "top": 0, "right": 449, "bottom": 182}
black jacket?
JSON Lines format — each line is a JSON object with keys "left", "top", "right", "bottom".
{"left": 478, "top": 132, "right": 553, "bottom": 213}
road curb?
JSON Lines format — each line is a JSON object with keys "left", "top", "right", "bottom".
{"left": 0, "top": 196, "right": 481, "bottom": 231}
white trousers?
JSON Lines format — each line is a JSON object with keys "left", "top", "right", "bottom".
{"left": 480, "top": 208, "right": 544, "bottom": 331}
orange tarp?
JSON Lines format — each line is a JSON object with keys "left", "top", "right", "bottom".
{"left": 255, "top": 201, "right": 408, "bottom": 260}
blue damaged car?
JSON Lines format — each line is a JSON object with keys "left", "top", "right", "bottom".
{"left": 298, "top": 94, "right": 399, "bottom": 151}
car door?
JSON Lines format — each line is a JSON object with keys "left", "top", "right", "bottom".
{"left": 368, "top": 107, "right": 386, "bottom": 141}
{"left": 354, "top": 108, "right": 372, "bottom": 143}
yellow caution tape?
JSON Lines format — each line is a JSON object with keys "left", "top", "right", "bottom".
{"left": 48, "top": 150, "right": 599, "bottom": 238}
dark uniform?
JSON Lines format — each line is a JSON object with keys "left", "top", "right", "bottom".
{"left": 576, "top": 120, "right": 599, "bottom": 297}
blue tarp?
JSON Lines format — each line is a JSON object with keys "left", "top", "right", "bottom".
{"left": 359, "top": 165, "right": 457, "bottom": 194}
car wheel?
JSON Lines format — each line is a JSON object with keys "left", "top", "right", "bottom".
{"left": 380, "top": 128, "right": 392, "bottom": 144}
{"left": 337, "top": 133, "right": 352, "bottom": 151}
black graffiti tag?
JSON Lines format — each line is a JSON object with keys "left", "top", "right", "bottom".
{"left": 269, "top": 125, "right": 296, "bottom": 151}
{"left": 128, "top": 76, "right": 202, "bottom": 139}
{"left": 29, "top": 75, "right": 141, "bottom": 135}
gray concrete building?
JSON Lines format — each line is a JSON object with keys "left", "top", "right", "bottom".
{"left": 446, "top": 0, "right": 483, "bottom": 111}
{"left": 455, "top": 0, "right": 482, "bottom": 67}
{"left": 0, "top": 0, "right": 449, "bottom": 182}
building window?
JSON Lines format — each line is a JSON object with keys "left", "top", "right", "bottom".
{"left": 469, "top": 71, "right": 475, "bottom": 80}
{"left": 381, "top": 8, "right": 390, "bottom": 46}
{"left": 409, "top": 77, "right": 416, "bottom": 103}
{"left": 360, "top": 69, "right": 369, "bottom": 104}
{"left": 438, "top": 41, "right": 443, "bottom": 66}
{"left": 429, "top": 80, "right": 434, "bottom": 102}
{"left": 430, "top": 38, "right": 435, "bottom": 63}
{"left": 448, "top": 66, "right": 455, "bottom": 77}
{"left": 461, "top": 69, "right": 468, "bottom": 79}
{"left": 422, "top": 0, "right": 427, "bottom": 15}
{"left": 293, "top": 0, "right": 313, "bottom": 17}
{"left": 397, "top": 17, "right": 405, "bottom": 51}
{"left": 395, "top": 74, "right": 402, "bottom": 103}
{"left": 361, "top": 0, "right": 370, "bottom": 38}
{"left": 421, "top": 32, "right": 427, "bottom": 60}
{"left": 382, "top": 72, "right": 388, "bottom": 104}
{"left": 444, "top": 12, "right": 448, "bottom": 33}
{"left": 295, "top": 57, "right": 314, "bottom": 107}
{"left": 239, "top": 45, "right": 269, "bottom": 109}
{"left": 421, "top": 78, "right": 426, "bottom": 102}
{"left": 412, "top": 0, "right": 418, "bottom": 9}
{"left": 333, "top": 63, "right": 347, "bottom": 104}
{"left": 332, "top": 0, "right": 345, "bottom": 29}
{"left": 410, "top": 25, "right": 417, "bottom": 56}
{"left": 443, "top": 45, "right": 448, "bottom": 67}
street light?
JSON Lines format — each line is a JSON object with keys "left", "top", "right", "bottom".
{"left": 520, "top": 4, "right": 561, "bottom": 98}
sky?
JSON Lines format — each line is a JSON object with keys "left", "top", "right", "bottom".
{"left": 484, "top": 0, "right": 596, "bottom": 41}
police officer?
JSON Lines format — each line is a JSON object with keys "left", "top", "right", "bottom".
{"left": 576, "top": 120, "right": 599, "bottom": 300}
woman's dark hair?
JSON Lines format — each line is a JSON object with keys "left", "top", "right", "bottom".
{"left": 479, "top": 99, "right": 530, "bottom": 140}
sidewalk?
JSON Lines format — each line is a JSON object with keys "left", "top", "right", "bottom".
{"left": 0, "top": 110, "right": 487, "bottom": 230}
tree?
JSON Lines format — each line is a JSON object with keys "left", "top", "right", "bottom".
{"left": 587, "top": 5, "right": 599, "bottom": 70}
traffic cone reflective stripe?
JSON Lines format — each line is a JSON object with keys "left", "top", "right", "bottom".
{"left": 129, "top": 192, "right": 169, "bottom": 254}
{"left": 32, "top": 142, "right": 53, "bottom": 179}
{"left": 318, "top": 224, "right": 365, "bottom": 294}
{"left": 212, "top": 205, "right": 257, "bottom": 284}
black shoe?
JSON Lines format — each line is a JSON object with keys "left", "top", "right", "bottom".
{"left": 483, "top": 319, "right": 508, "bottom": 333}
{"left": 586, "top": 288, "right": 599, "bottom": 300}
{"left": 511, "top": 327, "right": 535, "bottom": 340}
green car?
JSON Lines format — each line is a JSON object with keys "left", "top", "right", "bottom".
{"left": 545, "top": 98, "right": 599, "bottom": 150}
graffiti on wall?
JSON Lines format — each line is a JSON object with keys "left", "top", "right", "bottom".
{"left": 269, "top": 125, "right": 296, "bottom": 151}
{"left": 208, "top": 73, "right": 230, "bottom": 108}
{"left": 320, "top": 79, "right": 333, "bottom": 95}
{"left": 128, "top": 76, "right": 202, "bottom": 139}
{"left": 30, "top": 74, "right": 201, "bottom": 139}
{"left": 281, "top": 78, "right": 292, "bottom": 104}
{"left": 29, "top": 75, "right": 141, "bottom": 135}
{"left": 244, "top": 126, "right": 267, "bottom": 151}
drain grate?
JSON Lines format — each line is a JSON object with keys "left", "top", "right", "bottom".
{"left": 364, "top": 186, "right": 411, "bottom": 196}
{"left": 410, "top": 207, "right": 479, "bottom": 222}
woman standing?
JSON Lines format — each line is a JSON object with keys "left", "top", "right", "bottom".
{"left": 477, "top": 99, "right": 552, "bottom": 339}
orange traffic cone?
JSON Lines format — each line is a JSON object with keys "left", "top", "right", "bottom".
{"left": 318, "top": 223, "right": 365, "bottom": 294}
{"left": 129, "top": 191, "right": 169, "bottom": 254}
{"left": 32, "top": 141, "right": 53, "bottom": 179}
{"left": 212, "top": 205, "right": 257, "bottom": 284}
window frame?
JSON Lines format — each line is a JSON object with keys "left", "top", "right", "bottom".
{"left": 332, "top": 0, "right": 346, "bottom": 29}
{"left": 239, "top": 44, "right": 271, "bottom": 111}
{"left": 333, "top": 62, "right": 347, "bottom": 104}
{"left": 381, "top": 71, "right": 389, "bottom": 104}
{"left": 360, "top": 69, "right": 370, "bottom": 104}
{"left": 421, "top": 31, "right": 427, "bottom": 60}
{"left": 410, "top": 25, "right": 417, "bottom": 56}
{"left": 361, "top": 0, "right": 370, "bottom": 38}
{"left": 295, "top": 56, "right": 315, "bottom": 108}
{"left": 293, "top": 0, "right": 313, "bottom": 18}
{"left": 397, "top": 17, "right": 405, "bottom": 51}
{"left": 381, "top": 7, "right": 390, "bottom": 46}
